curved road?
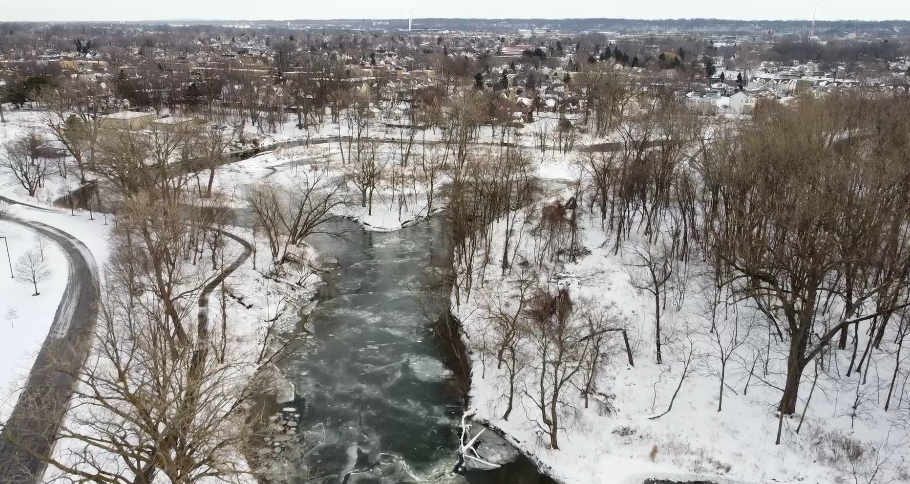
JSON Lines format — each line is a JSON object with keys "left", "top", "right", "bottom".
{"left": 0, "top": 214, "right": 253, "bottom": 484}
{"left": 0, "top": 216, "right": 100, "bottom": 484}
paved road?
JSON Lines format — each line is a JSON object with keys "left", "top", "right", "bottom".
{"left": 0, "top": 217, "right": 100, "bottom": 484}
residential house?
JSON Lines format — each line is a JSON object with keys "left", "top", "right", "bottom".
{"left": 728, "top": 91, "right": 755, "bottom": 115}
{"left": 100, "top": 111, "right": 157, "bottom": 130}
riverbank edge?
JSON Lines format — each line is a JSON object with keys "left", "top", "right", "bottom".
{"left": 443, "top": 306, "right": 567, "bottom": 484}
{"left": 237, "top": 239, "right": 329, "bottom": 482}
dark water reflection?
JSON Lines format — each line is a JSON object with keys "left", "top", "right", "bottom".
{"left": 276, "top": 216, "right": 554, "bottom": 484}
{"left": 278, "top": 218, "right": 463, "bottom": 484}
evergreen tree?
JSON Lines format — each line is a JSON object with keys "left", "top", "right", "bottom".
{"left": 704, "top": 57, "right": 717, "bottom": 81}
{"left": 677, "top": 47, "right": 685, "bottom": 60}
{"left": 622, "top": 53, "right": 630, "bottom": 65}
{"left": 474, "top": 72, "right": 484, "bottom": 89}
{"left": 563, "top": 72, "right": 571, "bottom": 84}
{"left": 720, "top": 71, "right": 726, "bottom": 83}
{"left": 631, "top": 56, "right": 639, "bottom": 68}
{"left": 500, "top": 71, "right": 509, "bottom": 90}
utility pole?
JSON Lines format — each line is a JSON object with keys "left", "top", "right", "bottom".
{"left": 0, "top": 236, "right": 12, "bottom": 278}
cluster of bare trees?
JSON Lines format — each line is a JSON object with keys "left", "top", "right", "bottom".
{"left": 606, "top": 93, "right": 910, "bottom": 444}
{"left": 701, "top": 95, "right": 910, "bottom": 436}
{"left": 451, "top": 88, "right": 910, "bottom": 460}
{"left": 22, "top": 196, "right": 283, "bottom": 484}
{"left": 245, "top": 171, "right": 344, "bottom": 266}
{"left": 0, "top": 83, "right": 329, "bottom": 480}
{"left": 475, "top": 268, "right": 631, "bottom": 449}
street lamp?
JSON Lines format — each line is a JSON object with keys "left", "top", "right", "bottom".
{"left": 0, "top": 236, "right": 12, "bottom": 278}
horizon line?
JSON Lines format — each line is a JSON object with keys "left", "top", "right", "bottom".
{"left": 4, "top": 17, "right": 909, "bottom": 24}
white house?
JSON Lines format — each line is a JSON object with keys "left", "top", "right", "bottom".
{"left": 728, "top": 91, "right": 755, "bottom": 115}
{"left": 685, "top": 91, "right": 721, "bottom": 114}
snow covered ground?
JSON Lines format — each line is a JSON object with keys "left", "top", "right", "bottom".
{"left": 0, "top": 219, "right": 69, "bottom": 424}
{"left": 452, "top": 173, "right": 910, "bottom": 484}
{"left": 2, "top": 107, "right": 328, "bottom": 481}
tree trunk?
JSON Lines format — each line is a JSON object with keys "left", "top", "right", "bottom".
{"left": 717, "top": 361, "right": 726, "bottom": 412}
{"left": 780, "top": 351, "right": 802, "bottom": 415}
{"left": 503, "top": 368, "right": 515, "bottom": 420}
{"left": 206, "top": 168, "right": 216, "bottom": 197}
{"left": 549, "top": 398, "right": 559, "bottom": 450}
{"left": 885, "top": 327, "right": 905, "bottom": 411}
{"left": 654, "top": 295, "right": 662, "bottom": 364}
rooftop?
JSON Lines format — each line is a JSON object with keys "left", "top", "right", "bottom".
{"left": 103, "top": 111, "right": 156, "bottom": 120}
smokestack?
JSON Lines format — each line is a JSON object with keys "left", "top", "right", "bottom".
{"left": 408, "top": 8, "right": 413, "bottom": 32}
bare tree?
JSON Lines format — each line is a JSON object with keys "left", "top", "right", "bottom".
{"left": 344, "top": 141, "right": 386, "bottom": 215}
{"left": 701, "top": 290, "right": 754, "bottom": 412}
{"left": 15, "top": 249, "right": 51, "bottom": 296}
{"left": 480, "top": 267, "right": 535, "bottom": 420}
{"left": 4, "top": 307, "right": 18, "bottom": 328}
{"left": 649, "top": 329, "right": 699, "bottom": 420}
{"left": 626, "top": 241, "right": 675, "bottom": 364}
{"left": 1, "top": 131, "right": 51, "bottom": 198}
{"left": 245, "top": 170, "right": 344, "bottom": 265}
{"left": 21, "top": 256, "right": 298, "bottom": 484}
{"left": 34, "top": 235, "right": 51, "bottom": 261}
{"left": 40, "top": 80, "right": 104, "bottom": 184}
{"left": 194, "top": 126, "right": 235, "bottom": 198}
{"left": 524, "top": 286, "right": 588, "bottom": 450}
{"left": 417, "top": 144, "right": 445, "bottom": 214}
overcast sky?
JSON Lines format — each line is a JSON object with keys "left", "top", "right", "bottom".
{"left": 5, "top": 0, "right": 909, "bottom": 22}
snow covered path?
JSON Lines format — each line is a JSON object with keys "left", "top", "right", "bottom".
{"left": 0, "top": 216, "right": 100, "bottom": 484}
{"left": 197, "top": 229, "right": 253, "bottom": 330}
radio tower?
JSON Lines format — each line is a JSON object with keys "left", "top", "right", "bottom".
{"left": 811, "top": 3, "right": 817, "bottom": 37}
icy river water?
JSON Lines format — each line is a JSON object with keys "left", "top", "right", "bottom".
{"left": 274, "top": 217, "right": 553, "bottom": 484}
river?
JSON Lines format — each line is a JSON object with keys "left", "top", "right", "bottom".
{"left": 276, "top": 217, "right": 463, "bottom": 484}
{"left": 271, "top": 216, "right": 554, "bottom": 484}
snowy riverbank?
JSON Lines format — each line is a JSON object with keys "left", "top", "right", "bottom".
{"left": 450, "top": 179, "right": 910, "bottom": 484}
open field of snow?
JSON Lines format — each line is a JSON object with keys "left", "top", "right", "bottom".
{"left": 0, "top": 219, "right": 68, "bottom": 424}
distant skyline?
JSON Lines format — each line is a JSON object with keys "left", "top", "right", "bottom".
{"left": 4, "top": 0, "right": 910, "bottom": 23}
